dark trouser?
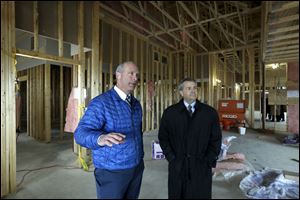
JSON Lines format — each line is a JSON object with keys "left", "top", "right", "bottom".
{"left": 94, "top": 160, "right": 144, "bottom": 199}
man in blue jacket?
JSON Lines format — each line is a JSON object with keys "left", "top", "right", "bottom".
{"left": 75, "top": 61, "right": 144, "bottom": 199}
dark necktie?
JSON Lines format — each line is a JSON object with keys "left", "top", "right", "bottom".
{"left": 125, "top": 94, "right": 131, "bottom": 106}
{"left": 188, "top": 105, "right": 193, "bottom": 117}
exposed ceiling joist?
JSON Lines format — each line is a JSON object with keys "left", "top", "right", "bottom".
{"left": 149, "top": 1, "right": 208, "bottom": 52}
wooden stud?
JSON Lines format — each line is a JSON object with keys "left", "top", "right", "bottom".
{"left": 200, "top": 56, "right": 205, "bottom": 101}
{"left": 91, "top": 1, "right": 99, "bottom": 98}
{"left": 155, "top": 47, "right": 159, "bottom": 129}
{"left": 133, "top": 34, "right": 137, "bottom": 98}
{"left": 140, "top": 40, "right": 144, "bottom": 130}
{"left": 109, "top": 26, "right": 113, "bottom": 88}
{"left": 27, "top": 69, "right": 31, "bottom": 136}
{"left": 168, "top": 52, "right": 173, "bottom": 106}
{"left": 159, "top": 48, "right": 163, "bottom": 119}
{"left": 151, "top": 45, "right": 154, "bottom": 130}
{"left": 36, "top": 66, "right": 41, "bottom": 140}
{"left": 58, "top": 1, "right": 63, "bottom": 57}
{"left": 248, "top": 47, "right": 255, "bottom": 127}
{"left": 33, "top": 1, "right": 39, "bottom": 51}
{"left": 242, "top": 49, "right": 245, "bottom": 100}
{"left": 60, "top": 65, "right": 64, "bottom": 139}
{"left": 145, "top": 42, "right": 150, "bottom": 131}
{"left": 33, "top": 67, "right": 37, "bottom": 139}
{"left": 1, "top": 2, "right": 17, "bottom": 195}
{"left": 99, "top": 21, "right": 103, "bottom": 94}
{"left": 44, "top": 64, "right": 51, "bottom": 143}
{"left": 77, "top": 1, "right": 88, "bottom": 165}
{"left": 16, "top": 48, "right": 80, "bottom": 66}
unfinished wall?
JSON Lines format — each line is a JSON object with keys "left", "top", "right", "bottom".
{"left": 287, "top": 62, "right": 299, "bottom": 134}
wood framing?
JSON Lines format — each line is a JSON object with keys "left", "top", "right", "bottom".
{"left": 1, "top": 2, "right": 16, "bottom": 196}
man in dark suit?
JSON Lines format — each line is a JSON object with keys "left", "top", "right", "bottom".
{"left": 158, "top": 77, "right": 222, "bottom": 199}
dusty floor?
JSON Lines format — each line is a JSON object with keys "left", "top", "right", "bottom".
{"left": 4, "top": 128, "right": 299, "bottom": 199}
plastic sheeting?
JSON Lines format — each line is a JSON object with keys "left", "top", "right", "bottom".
{"left": 240, "top": 168, "right": 299, "bottom": 199}
{"left": 213, "top": 136, "right": 255, "bottom": 180}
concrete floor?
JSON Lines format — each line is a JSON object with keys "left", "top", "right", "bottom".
{"left": 4, "top": 128, "right": 299, "bottom": 199}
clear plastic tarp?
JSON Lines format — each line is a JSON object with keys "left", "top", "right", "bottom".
{"left": 239, "top": 168, "right": 299, "bottom": 199}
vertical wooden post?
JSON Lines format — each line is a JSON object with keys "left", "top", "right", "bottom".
{"left": 109, "top": 26, "right": 113, "bottom": 89}
{"left": 27, "top": 69, "right": 31, "bottom": 136}
{"left": 1, "top": 1, "right": 16, "bottom": 195}
{"left": 140, "top": 40, "right": 144, "bottom": 130}
{"left": 126, "top": 33, "right": 130, "bottom": 61}
{"left": 33, "top": 1, "right": 39, "bottom": 51}
{"left": 151, "top": 45, "right": 155, "bottom": 130}
{"left": 91, "top": 1, "right": 99, "bottom": 98}
{"left": 201, "top": 56, "right": 205, "bottom": 102}
{"left": 58, "top": 1, "right": 63, "bottom": 57}
{"left": 176, "top": 53, "right": 180, "bottom": 102}
{"left": 208, "top": 54, "right": 214, "bottom": 106}
{"left": 168, "top": 52, "right": 173, "bottom": 106}
{"left": 119, "top": 30, "right": 122, "bottom": 63}
{"left": 60, "top": 65, "right": 64, "bottom": 139}
{"left": 77, "top": 1, "right": 88, "bottom": 166}
{"left": 248, "top": 47, "right": 255, "bottom": 127}
{"left": 36, "top": 66, "right": 41, "bottom": 140}
{"left": 155, "top": 47, "right": 159, "bottom": 129}
{"left": 133, "top": 35, "right": 137, "bottom": 98}
{"left": 44, "top": 64, "right": 51, "bottom": 143}
{"left": 58, "top": 1, "right": 64, "bottom": 139}
{"left": 145, "top": 42, "right": 150, "bottom": 131}
{"left": 159, "top": 48, "right": 163, "bottom": 119}
{"left": 99, "top": 21, "right": 103, "bottom": 94}
{"left": 224, "top": 56, "right": 228, "bottom": 99}
{"left": 33, "top": 67, "right": 37, "bottom": 139}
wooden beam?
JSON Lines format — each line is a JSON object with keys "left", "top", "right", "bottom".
{"left": 264, "top": 57, "right": 299, "bottom": 64}
{"left": 178, "top": 2, "right": 220, "bottom": 50}
{"left": 44, "top": 64, "right": 51, "bottom": 142}
{"left": 116, "top": 2, "right": 179, "bottom": 50}
{"left": 33, "top": 1, "right": 39, "bottom": 51}
{"left": 100, "top": 2, "right": 177, "bottom": 49}
{"left": 266, "top": 49, "right": 299, "bottom": 57}
{"left": 197, "top": 43, "right": 257, "bottom": 55}
{"left": 269, "top": 25, "right": 299, "bottom": 35}
{"left": 267, "top": 39, "right": 299, "bottom": 48}
{"left": 149, "top": 1, "right": 208, "bottom": 52}
{"left": 16, "top": 48, "right": 80, "bottom": 65}
{"left": 91, "top": 1, "right": 99, "bottom": 98}
{"left": 200, "top": 1, "right": 246, "bottom": 45}
{"left": 145, "top": 41, "right": 149, "bottom": 131}
{"left": 152, "top": 6, "right": 261, "bottom": 37}
{"left": 58, "top": 1, "right": 63, "bottom": 57}
{"left": 271, "top": 1, "right": 299, "bottom": 13}
{"left": 266, "top": 45, "right": 299, "bottom": 53}
{"left": 269, "top": 14, "right": 299, "bottom": 25}
{"left": 140, "top": 40, "right": 144, "bottom": 130}
{"left": 267, "top": 33, "right": 298, "bottom": 42}
{"left": 109, "top": 26, "right": 113, "bottom": 88}
{"left": 60, "top": 65, "right": 64, "bottom": 139}
{"left": 235, "top": 2, "right": 246, "bottom": 42}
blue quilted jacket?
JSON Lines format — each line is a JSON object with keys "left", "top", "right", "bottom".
{"left": 74, "top": 88, "right": 144, "bottom": 170}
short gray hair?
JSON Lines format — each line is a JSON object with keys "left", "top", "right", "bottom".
{"left": 178, "top": 77, "right": 197, "bottom": 91}
{"left": 115, "top": 61, "right": 136, "bottom": 73}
